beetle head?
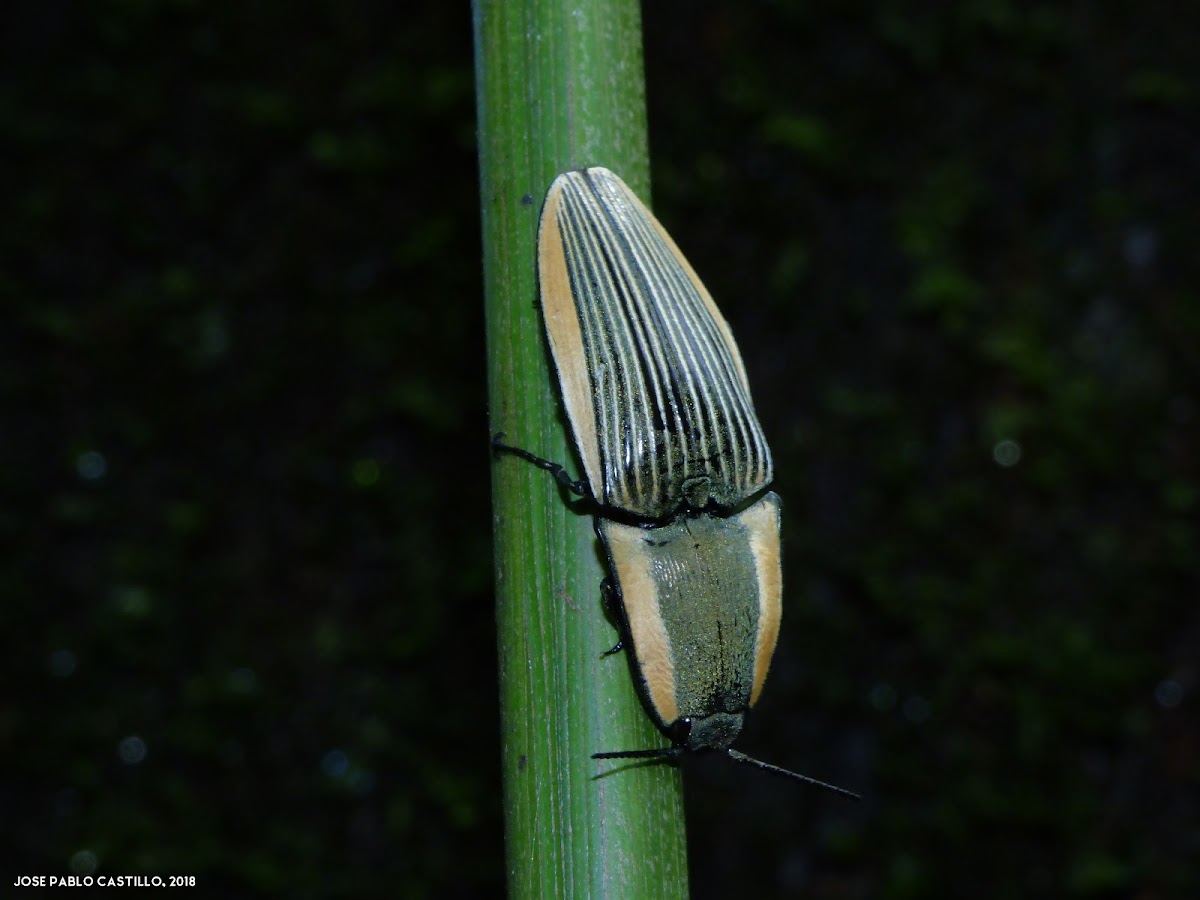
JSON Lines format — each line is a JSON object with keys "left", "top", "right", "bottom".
{"left": 670, "top": 712, "right": 743, "bottom": 752}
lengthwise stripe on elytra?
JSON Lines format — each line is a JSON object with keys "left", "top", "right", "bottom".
{"left": 550, "top": 169, "right": 772, "bottom": 518}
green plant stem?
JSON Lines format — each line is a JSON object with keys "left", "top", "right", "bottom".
{"left": 473, "top": 0, "right": 689, "bottom": 896}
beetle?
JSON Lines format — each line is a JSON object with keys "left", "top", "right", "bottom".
{"left": 494, "top": 167, "right": 858, "bottom": 799}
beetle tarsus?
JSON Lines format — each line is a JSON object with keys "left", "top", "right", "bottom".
{"left": 599, "top": 579, "right": 626, "bottom": 655}
{"left": 490, "top": 431, "right": 509, "bottom": 459}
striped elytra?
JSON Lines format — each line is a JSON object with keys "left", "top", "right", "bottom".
{"left": 538, "top": 167, "right": 773, "bottom": 521}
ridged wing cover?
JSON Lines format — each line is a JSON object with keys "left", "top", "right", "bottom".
{"left": 538, "top": 167, "right": 773, "bottom": 520}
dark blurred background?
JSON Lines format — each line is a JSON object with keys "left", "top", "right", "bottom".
{"left": 3, "top": 1, "right": 1195, "bottom": 897}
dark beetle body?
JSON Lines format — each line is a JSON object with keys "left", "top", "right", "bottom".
{"left": 536, "top": 167, "right": 783, "bottom": 755}
{"left": 497, "top": 167, "right": 860, "bottom": 798}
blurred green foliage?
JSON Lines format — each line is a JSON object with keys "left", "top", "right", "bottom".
{"left": 644, "top": 3, "right": 1198, "bottom": 897}
{"left": 3, "top": 2, "right": 492, "bottom": 896}
{"left": 2, "top": 1, "right": 1195, "bottom": 897}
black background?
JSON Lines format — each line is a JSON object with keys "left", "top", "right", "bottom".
{"left": 4, "top": 2, "right": 1196, "bottom": 897}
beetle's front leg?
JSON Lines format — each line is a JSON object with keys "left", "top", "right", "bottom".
{"left": 491, "top": 432, "right": 592, "bottom": 498}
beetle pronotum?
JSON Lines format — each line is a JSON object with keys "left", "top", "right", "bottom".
{"left": 495, "top": 167, "right": 858, "bottom": 799}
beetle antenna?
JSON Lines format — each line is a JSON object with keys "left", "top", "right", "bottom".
{"left": 592, "top": 747, "right": 684, "bottom": 762}
{"left": 726, "top": 749, "right": 861, "bottom": 801}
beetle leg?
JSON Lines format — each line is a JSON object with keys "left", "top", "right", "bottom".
{"left": 491, "top": 432, "right": 591, "bottom": 498}
{"left": 600, "top": 578, "right": 625, "bottom": 656}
